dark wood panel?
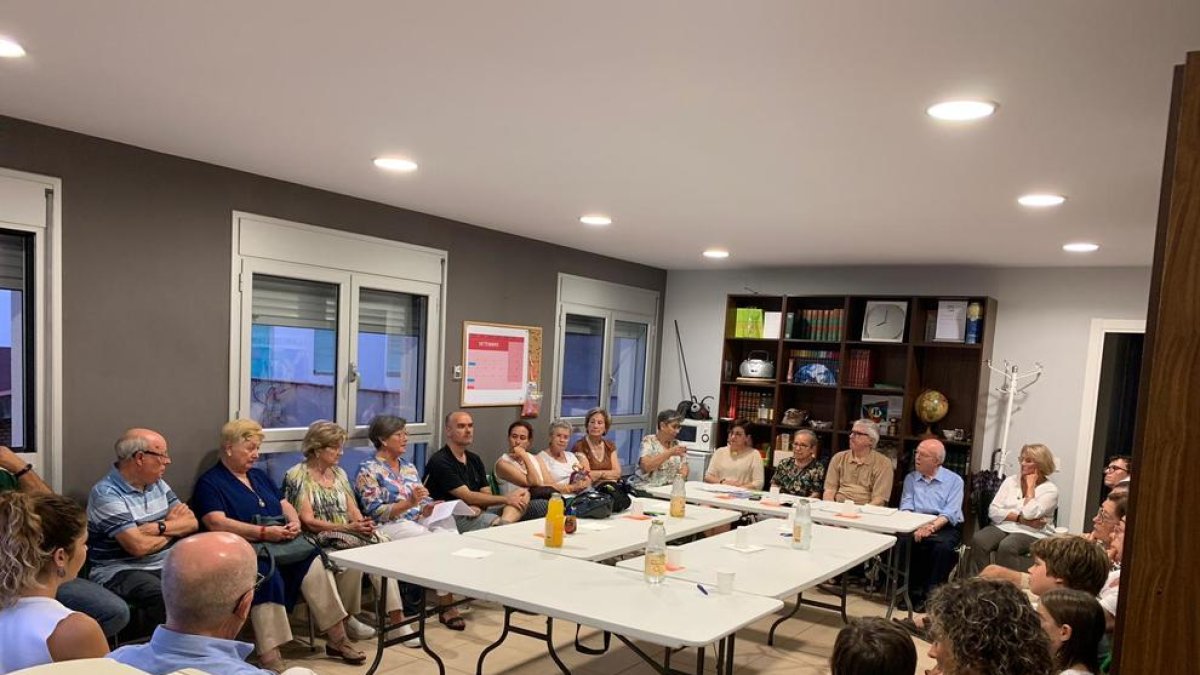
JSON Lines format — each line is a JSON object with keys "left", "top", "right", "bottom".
{"left": 1114, "top": 51, "right": 1200, "bottom": 674}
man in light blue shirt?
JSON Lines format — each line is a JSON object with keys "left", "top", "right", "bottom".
{"left": 109, "top": 531, "right": 315, "bottom": 675}
{"left": 899, "top": 438, "right": 964, "bottom": 611}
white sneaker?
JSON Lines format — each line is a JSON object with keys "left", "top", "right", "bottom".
{"left": 346, "top": 616, "right": 377, "bottom": 641}
{"left": 387, "top": 622, "right": 421, "bottom": 649}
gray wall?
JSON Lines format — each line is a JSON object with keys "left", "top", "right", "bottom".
{"left": 659, "top": 266, "right": 1152, "bottom": 531}
{"left": 0, "top": 115, "right": 666, "bottom": 500}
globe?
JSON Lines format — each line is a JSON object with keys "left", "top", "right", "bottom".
{"left": 914, "top": 389, "right": 949, "bottom": 434}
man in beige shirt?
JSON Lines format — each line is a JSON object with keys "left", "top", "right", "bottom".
{"left": 822, "top": 418, "right": 894, "bottom": 506}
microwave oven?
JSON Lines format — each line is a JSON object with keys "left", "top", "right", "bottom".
{"left": 677, "top": 419, "right": 718, "bottom": 452}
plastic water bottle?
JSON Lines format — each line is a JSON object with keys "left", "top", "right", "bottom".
{"left": 792, "top": 500, "right": 812, "bottom": 550}
{"left": 670, "top": 475, "right": 687, "bottom": 518}
{"left": 544, "top": 493, "right": 565, "bottom": 548}
{"left": 644, "top": 519, "right": 667, "bottom": 584}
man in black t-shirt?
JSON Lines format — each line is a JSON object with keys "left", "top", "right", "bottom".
{"left": 425, "top": 411, "right": 529, "bottom": 532}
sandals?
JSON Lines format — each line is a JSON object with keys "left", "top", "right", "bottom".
{"left": 893, "top": 616, "right": 930, "bottom": 641}
{"left": 439, "top": 610, "right": 467, "bottom": 631}
{"left": 325, "top": 641, "right": 367, "bottom": 665}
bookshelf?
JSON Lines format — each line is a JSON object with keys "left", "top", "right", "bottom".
{"left": 719, "top": 294, "right": 997, "bottom": 502}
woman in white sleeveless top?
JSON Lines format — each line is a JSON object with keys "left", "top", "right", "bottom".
{"left": 0, "top": 491, "right": 109, "bottom": 673}
{"left": 537, "top": 419, "right": 592, "bottom": 495}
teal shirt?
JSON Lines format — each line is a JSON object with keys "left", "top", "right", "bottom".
{"left": 0, "top": 470, "right": 18, "bottom": 492}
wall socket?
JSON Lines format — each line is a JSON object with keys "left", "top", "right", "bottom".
{"left": 453, "top": 364, "right": 463, "bottom": 380}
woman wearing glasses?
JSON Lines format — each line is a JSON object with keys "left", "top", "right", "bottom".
{"left": 771, "top": 430, "right": 826, "bottom": 498}
{"left": 704, "top": 418, "right": 764, "bottom": 490}
{"left": 192, "top": 419, "right": 365, "bottom": 670}
{"left": 633, "top": 409, "right": 690, "bottom": 488}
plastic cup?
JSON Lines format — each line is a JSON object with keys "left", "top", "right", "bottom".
{"left": 768, "top": 485, "right": 781, "bottom": 498}
{"left": 716, "top": 569, "right": 735, "bottom": 595}
{"left": 735, "top": 527, "right": 749, "bottom": 548}
{"left": 841, "top": 499, "right": 859, "bottom": 515}
{"left": 631, "top": 500, "right": 644, "bottom": 516}
{"left": 667, "top": 547, "right": 683, "bottom": 567}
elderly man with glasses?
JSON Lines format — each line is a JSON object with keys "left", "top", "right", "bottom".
{"left": 822, "top": 418, "right": 894, "bottom": 506}
{"left": 87, "top": 427, "right": 198, "bottom": 640}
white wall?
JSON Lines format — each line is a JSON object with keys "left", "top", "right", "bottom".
{"left": 659, "top": 266, "right": 1151, "bottom": 530}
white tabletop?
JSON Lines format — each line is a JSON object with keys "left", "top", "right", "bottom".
{"left": 329, "top": 533, "right": 783, "bottom": 649}
{"left": 615, "top": 518, "right": 895, "bottom": 600}
{"left": 462, "top": 497, "right": 740, "bottom": 561}
{"left": 645, "top": 481, "right": 936, "bottom": 534}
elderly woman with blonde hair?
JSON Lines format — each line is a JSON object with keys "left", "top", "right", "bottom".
{"left": 963, "top": 443, "right": 1060, "bottom": 576}
{"left": 192, "top": 419, "right": 367, "bottom": 669}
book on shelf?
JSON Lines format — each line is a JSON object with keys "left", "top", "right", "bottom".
{"left": 799, "top": 308, "right": 844, "bottom": 341}
{"left": 845, "top": 349, "right": 875, "bottom": 387}
{"left": 787, "top": 348, "right": 839, "bottom": 386}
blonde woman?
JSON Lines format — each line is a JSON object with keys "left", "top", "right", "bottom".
{"left": 0, "top": 492, "right": 109, "bottom": 672}
{"left": 283, "top": 422, "right": 412, "bottom": 640}
{"left": 538, "top": 420, "right": 592, "bottom": 495}
{"left": 193, "top": 419, "right": 365, "bottom": 669}
{"left": 964, "top": 443, "right": 1060, "bottom": 575}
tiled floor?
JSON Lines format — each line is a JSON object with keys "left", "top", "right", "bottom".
{"left": 276, "top": 588, "right": 936, "bottom": 674}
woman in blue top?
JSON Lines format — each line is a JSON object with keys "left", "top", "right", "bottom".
{"left": 191, "top": 419, "right": 365, "bottom": 670}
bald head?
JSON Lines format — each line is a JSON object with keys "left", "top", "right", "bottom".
{"left": 163, "top": 532, "right": 257, "bottom": 634}
{"left": 914, "top": 439, "right": 946, "bottom": 478}
{"left": 114, "top": 427, "right": 167, "bottom": 461}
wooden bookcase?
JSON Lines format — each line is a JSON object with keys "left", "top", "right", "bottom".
{"left": 718, "top": 294, "right": 997, "bottom": 502}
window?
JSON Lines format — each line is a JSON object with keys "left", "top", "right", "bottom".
{"left": 0, "top": 232, "right": 33, "bottom": 449}
{"left": 0, "top": 169, "right": 58, "bottom": 486}
{"left": 231, "top": 214, "right": 444, "bottom": 449}
{"left": 553, "top": 275, "right": 658, "bottom": 474}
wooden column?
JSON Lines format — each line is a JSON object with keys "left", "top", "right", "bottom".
{"left": 1114, "top": 50, "right": 1200, "bottom": 673}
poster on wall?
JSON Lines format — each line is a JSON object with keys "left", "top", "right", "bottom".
{"left": 461, "top": 321, "right": 542, "bottom": 407}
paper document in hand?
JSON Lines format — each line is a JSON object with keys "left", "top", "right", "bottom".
{"left": 421, "top": 499, "right": 476, "bottom": 525}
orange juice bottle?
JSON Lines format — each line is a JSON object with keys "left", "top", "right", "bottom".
{"left": 545, "top": 493, "right": 565, "bottom": 548}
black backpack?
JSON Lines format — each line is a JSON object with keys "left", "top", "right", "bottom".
{"left": 571, "top": 491, "right": 614, "bottom": 519}
{"left": 592, "top": 480, "right": 633, "bottom": 513}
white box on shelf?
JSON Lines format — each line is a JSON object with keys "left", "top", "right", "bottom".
{"left": 763, "top": 311, "right": 782, "bottom": 339}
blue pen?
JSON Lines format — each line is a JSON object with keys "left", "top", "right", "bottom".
{"left": 696, "top": 584, "right": 709, "bottom": 596}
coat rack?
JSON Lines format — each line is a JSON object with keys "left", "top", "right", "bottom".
{"left": 986, "top": 359, "right": 1044, "bottom": 476}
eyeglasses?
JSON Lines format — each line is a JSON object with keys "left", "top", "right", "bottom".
{"left": 253, "top": 572, "right": 266, "bottom": 590}
{"left": 1104, "top": 464, "right": 1128, "bottom": 473}
{"left": 848, "top": 431, "right": 870, "bottom": 438}
{"left": 139, "top": 450, "right": 170, "bottom": 461}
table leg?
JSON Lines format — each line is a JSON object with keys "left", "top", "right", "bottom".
{"left": 477, "top": 607, "right": 571, "bottom": 675}
{"left": 723, "top": 634, "right": 736, "bottom": 674}
{"left": 417, "top": 602, "right": 447, "bottom": 675}
{"left": 573, "top": 624, "right": 612, "bottom": 655}
{"left": 885, "top": 535, "right": 914, "bottom": 621}
{"left": 695, "top": 646, "right": 705, "bottom": 675}
{"left": 475, "top": 606, "right": 515, "bottom": 675}
{"left": 363, "top": 578, "right": 388, "bottom": 675}
{"left": 767, "top": 593, "right": 803, "bottom": 646}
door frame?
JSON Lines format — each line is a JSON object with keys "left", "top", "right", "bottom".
{"left": 1069, "top": 318, "right": 1144, "bottom": 531}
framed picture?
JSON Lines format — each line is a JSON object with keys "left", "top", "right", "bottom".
{"left": 461, "top": 321, "right": 543, "bottom": 407}
{"left": 861, "top": 300, "right": 908, "bottom": 343}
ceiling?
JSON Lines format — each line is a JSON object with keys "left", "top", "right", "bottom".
{"left": 2, "top": 2, "right": 1198, "bottom": 270}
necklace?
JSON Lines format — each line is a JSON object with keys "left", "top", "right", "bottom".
{"left": 587, "top": 437, "right": 606, "bottom": 464}
{"left": 236, "top": 474, "right": 266, "bottom": 508}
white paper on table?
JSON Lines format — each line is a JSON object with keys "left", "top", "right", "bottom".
{"left": 576, "top": 521, "right": 612, "bottom": 532}
{"left": 814, "top": 501, "right": 845, "bottom": 513}
{"left": 861, "top": 505, "right": 897, "bottom": 516}
{"left": 420, "top": 499, "right": 475, "bottom": 526}
{"left": 451, "top": 548, "right": 493, "bottom": 559}
{"left": 722, "top": 543, "right": 766, "bottom": 554}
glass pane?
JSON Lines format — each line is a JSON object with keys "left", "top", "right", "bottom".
{"left": 356, "top": 288, "right": 427, "bottom": 425}
{"left": 0, "top": 233, "right": 28, "bottom": 450}
{"left": 613, "top": 427, "right": 645, "bottom": 474}
{"left": 250, "top": 275, "right": 338, "bottom": 428}
{"left": 609, "top": 320, "right": 648, "bottom": 416}
{"left": 560, "top": 314, "right": 605, "bottom": 417}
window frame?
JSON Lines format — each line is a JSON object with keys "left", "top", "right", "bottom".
{"left": 0, "top": 168, "right": 61, "bottom": 488}
{"left": 230, "top": 213, "right": 445, "bottom": 451}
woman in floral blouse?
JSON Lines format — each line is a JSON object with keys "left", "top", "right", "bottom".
{"left": 354, "top": 415, "right": 465, "bottom": 632}
{"left": 771, "top": 430, "right": 825, "bottom": 498}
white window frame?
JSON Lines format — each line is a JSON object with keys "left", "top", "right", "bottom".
{"left": 230, "top": 213, "right": 445, "bottom": 450}
{"left": 552, "top": 274, "right": 659, "bottom": 438}
{"left": 0, "top": 168, "right": 62, "bottom": 489}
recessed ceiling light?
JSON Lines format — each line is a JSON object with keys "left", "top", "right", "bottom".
{"left": 926, "top": 100, "right": 997, "bottom": 121}
{"left": 1018, "top": 193, "right": 1067, "bottom": 207}
{"left": 1063, "top": 242, "right": 1099, "bottom": 253}
{"left": 0, "top": 37, "right": 26, "bottom": 58}
{"left": 702, "top": 249, "right": 730, "bottom": 259}
{"left": 579, "top": 215, "right": 612, "bottom": 226}
{"left": 373, "top": 157, "right": 418, "bottom": 172}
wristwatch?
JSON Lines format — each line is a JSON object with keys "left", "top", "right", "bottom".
{"left": 157, "top": 520, "right": 167, "bottom": 536}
